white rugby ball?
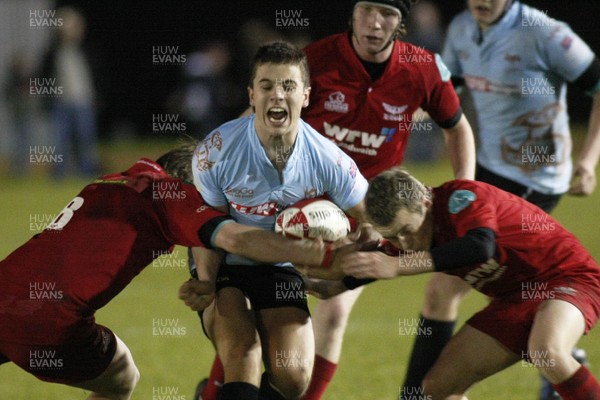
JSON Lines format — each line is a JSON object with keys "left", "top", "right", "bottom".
{"left": 275, "top": 198, "right": 350, "bottom": 242}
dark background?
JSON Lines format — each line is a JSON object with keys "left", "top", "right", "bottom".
{"left": 53, "top": 0, "right": 600, "bottom": 138}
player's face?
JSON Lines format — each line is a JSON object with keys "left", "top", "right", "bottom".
{"left": 248, "top": 63, "right": 310, "bottom": 140}
{"left": 378, "top": 204, "right": 432, "bottom": 251}
{"left": 352, "top": 4, "right": 400, "bottom": 62}
{"left": 467, "top": 0, "right": 509, "bottom": 30}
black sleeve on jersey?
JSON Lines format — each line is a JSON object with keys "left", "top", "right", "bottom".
{"left": 431, "top": 227, "right": 496, "bottom": 272}
{"left": 342, "top": 276, "right": 376, "bottom": 290}
{"left": 198, "top": 216, "right": 234, "bottom": 249}
{"left": 451, "top": 76, "right": 465, "bottom": 89}
{"left": 572, "top": 57, "right": 600, "bottom": 94}
{"left": 436, "top": 107, "right": 463, "bottom": 129}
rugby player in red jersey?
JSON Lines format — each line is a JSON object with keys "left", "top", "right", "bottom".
{"left": 298, "top": 1, "right": 475, "bottom": 398}
{"left": 0, "top": 144, "right": 344, "bottom": 400}
{"left": 316, "top": 168, "right": 600, "bottom": 400}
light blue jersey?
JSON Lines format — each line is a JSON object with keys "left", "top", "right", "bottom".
{"left": 443, "top": 2, "right": 596, "bottom": 194}
{"left": 192, "top": 114, "right": 368, "bottom": 266}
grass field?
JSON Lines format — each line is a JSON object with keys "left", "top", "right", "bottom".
{"left": 0, "top": 138, "right": 599, "bottom": 399}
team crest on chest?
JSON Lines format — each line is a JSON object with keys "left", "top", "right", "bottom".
{"left": 382, "top": 102, "right": 408, "bottom": 121}
{"left": 324, "top": 91, "right": 349, "bottom": 113}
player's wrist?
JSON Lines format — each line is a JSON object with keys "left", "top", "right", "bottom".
{"left": 321, "top": 243, "right": 337, "bottom": 269}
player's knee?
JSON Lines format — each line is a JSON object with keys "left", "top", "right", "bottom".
{"left": 220, "top": 337, "right": 261, "bottom": 368}
{"left": 269, "top": 369, "right": 311, "bottom": 400}
{"left": 527, "top": 341, "right": 568, "bottom": 372}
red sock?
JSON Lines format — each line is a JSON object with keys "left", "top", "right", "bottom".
{"left": 301, "top": 355, "right": 338, "bottom": 400}
{"left": 201, "top": 356, "right": 224, "bottom": 400}
{"left": 552, "top": 365, "right": 600, "bottom": 400}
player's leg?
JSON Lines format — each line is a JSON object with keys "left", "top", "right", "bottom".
{"left": 208, "top": 287, "right": 262, "bottom": 400}
{"left": 421, "top": 323, "right": 519, "bottom": 399}
{"left": 528, "top": 299, "right": 600, "bottom": 399}
{"left": 258, "top": 307, "right": 314, "bottom": 399}
{"left": 69, "top": 334, "right": 139, "bottom": 400}
{"left": 302, "top": 286, "right": 363, "bottom": 400}
{"left": 402, "top": 273, "right": 471, "bottom": 397}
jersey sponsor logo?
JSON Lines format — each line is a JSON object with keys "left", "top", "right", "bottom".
{"left": 504, "top": 53, "right": 521, "bottom": 65}
{"left": 448, "top": 190, "right": 476, "bottom": 214}
{"left": 195, "top": 131, "right": 223, "bottom": 172}
{"left": 382, "top": 102, "right": 408, "bottom": 121}
{"left": 435, "top": 54, "right": 451, "bottom": 82}
{"left": 464, "top": 75, "right": 520, "bottom": 96}
{"left": 323, "top": 122, "right": 396, "bottom": 152}
{"left": 324, "top": 91, "right": 349, "bottom": 113}
{"left": 230, "top": 200, "right": 279, "bottom": 216}
{"left": 464, "top": 258, "right": 507, "bottom": 290}
{"left": 224, "top": 187, "right": 255, "bottom": 198}
{"left": 553, "top": 286, "right": 577, "bottom": 296}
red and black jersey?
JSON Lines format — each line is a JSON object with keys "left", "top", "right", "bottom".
{"left": 303, "top": 32, "right": 461, "bottom": 179}
{"left": 0, "top": 159, "right": 229, "bottom": 344}
{"left": 432, "top": 180, "right": 600, "bottom": 297}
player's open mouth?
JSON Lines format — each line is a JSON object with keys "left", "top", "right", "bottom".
{"left": 475, "top": 5, "right": 491, "bottom": 14}
{"left": 267, "top": 107, "right": 288, "bottom": 125}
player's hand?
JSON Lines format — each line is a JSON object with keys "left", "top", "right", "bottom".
{"left": 569, "top": 162, "right": 596, "bottom": 196}
{"left": 341, "top": 250, "right": 400, "bottom": 279}
{"left": 296, "top": 241, "right": 357, "bottom": 280}
{"left": 303, "top": 277, "right": 348, "bottom": 299}
{"left": 348, "top": 223, "right": 383, "bottom": 245}
{"left": 178, "top": 280, "right": 215, "bottom": 311}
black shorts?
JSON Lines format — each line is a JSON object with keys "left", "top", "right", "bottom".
{"left": 475, "top": 164, "right": 562, "bottom": 213}
{"left": 198, "top": 264, "right": 309, "bottom": 337}
{"left": 216, "top": 264, "right": 309, "bottom": 312}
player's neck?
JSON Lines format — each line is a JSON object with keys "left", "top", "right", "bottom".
{"left": 260, "top": 133, "right": 297, "bottom": 172}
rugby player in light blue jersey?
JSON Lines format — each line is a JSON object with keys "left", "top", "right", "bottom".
{"left": 190, "top": 42, "right": 369, "bottom": 400}
{"left": 403, "top": 1, "right": 600, "bottom": 399}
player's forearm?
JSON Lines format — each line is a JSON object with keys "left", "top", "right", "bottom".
{"left": 215, "top": 223, "right": 325, "bottom": 267}
{"left": 397, "top": 251, "right": 436, "bottom": 276}
{"left": 190, "top": 247, "right": 222, "bottom": 286}
{"left": 578, "top": 92, "right": 600, "bottom": 169}
{"left": 443, "top": 114, "right": 476, "bottom": 180}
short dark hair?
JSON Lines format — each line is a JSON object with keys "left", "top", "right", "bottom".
{"left": 155, "top": 139, "right": 198, "bottom": 182}
{"left": 248, "top": 41, "right": 310, "bottom": 88}
{"left": 365, "top": 167, "right": 428, "bottom": 227}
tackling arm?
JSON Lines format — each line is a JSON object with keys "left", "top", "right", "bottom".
{"left": 441, "top": 114, "right": 476, "bottom": 180}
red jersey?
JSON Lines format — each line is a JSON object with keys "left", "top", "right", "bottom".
{"left": 0, "top": 159, "right": 228, "bottom": 344}
{"left": 303, "top": 32, "right": 461, "bottom": 179}
{"left": 432, "top": 180, "right": 600, "bottom": 298}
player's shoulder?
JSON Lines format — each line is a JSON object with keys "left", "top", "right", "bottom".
{"left": 299, "top": 118, "right": 342, "bottom": 154}
{"left": 447, "top": 9, "right": 474, "bottom": 36}
{"left": 518, "top": 3, "right": 570, "bottom": 40}
{"left": 437, "top": 180, "right": 498, "bottom": 209}
{"left": 197, "top": 116, "right": 252, "bottom": 156}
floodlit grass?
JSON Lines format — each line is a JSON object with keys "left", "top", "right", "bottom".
{"left": 0, "top": 138, "right": 599, "bottom": 399}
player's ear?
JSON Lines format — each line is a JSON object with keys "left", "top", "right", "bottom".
{"left": 248, "top": 86, "right": 255, "bottom": 107}
{"left": 302, "top": 86, "right": 311, "bottom": 108}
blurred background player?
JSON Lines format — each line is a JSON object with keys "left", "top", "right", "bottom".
{"left": 299, "top": 1, "right": 475, "bottom": 398}
{"left": 333, "top": 168, "right": 600, "bottom": 400}
{"left": 0, "top": 143, "right": 352, "bottom": 400}
{"left": 191, "top": 42, "right": 369, "bottom": 400}
{"left": 40, "top": 6, "right": 102, "bottom": 178}
{"left": 402, "top": 0, "right": 600, "bottom": 398}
